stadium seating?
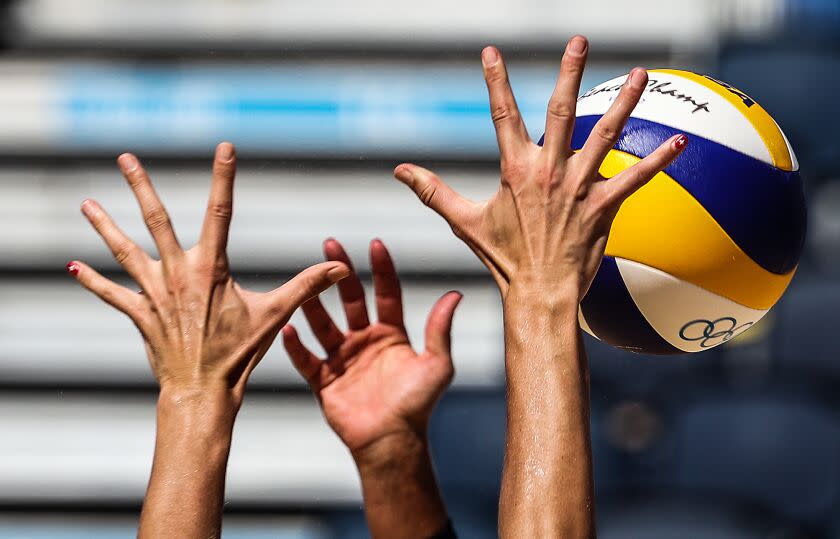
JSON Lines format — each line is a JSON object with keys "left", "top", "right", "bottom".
{"left": 0, "top": 0, "right": 837, "bottom": 536}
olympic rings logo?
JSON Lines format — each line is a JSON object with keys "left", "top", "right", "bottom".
{"left": 678, "top": 317, "right": 754, "bottom": 348}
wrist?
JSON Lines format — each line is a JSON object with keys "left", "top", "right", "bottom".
{"left": 351, "top": 429, "right": 430, "bottom": 472}
{"left": 504, "top": 278, "right": 580, "bottom": 315}
{"left": 156, "top": 387, "right": 238, "bottom": 440}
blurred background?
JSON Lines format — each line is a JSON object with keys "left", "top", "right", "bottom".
{"left": 0, "top": 0, "right": 838, "bottom": 537}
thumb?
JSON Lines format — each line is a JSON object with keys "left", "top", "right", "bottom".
{"left": 266, "top": 261, "right": 350, "bottom": 321}
{"left": 393, "top": 164, "right": 472, "bottom": 226}
{"left": 424, "top": 291, "right": 464, "bottom": 360}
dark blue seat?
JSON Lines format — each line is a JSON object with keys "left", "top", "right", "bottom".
{"left": 598, "top": 496, "right": 807, "bottom": 539}
{"left": 774, "top": 280, "right": 840, "bottom": 381}
{"left": 585, "top": 334, "right": 716, "bottom": 397}
{"left": 671, "top": 392, "right": 840, "bottom": 524}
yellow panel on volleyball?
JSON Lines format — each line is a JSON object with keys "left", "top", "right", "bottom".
{"left": 600, "top": 150, "right": 795, "bottom": 310}
{"left": 650, "top": 69, "right": 794, "bottom": 171}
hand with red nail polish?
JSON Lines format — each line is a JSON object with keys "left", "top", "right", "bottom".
{"left": 283, "top": 238, "right": 461, "bottom": 539}
{"left": 68, "top": 142, "right": 349, "bottom": 539}
{"left": 393, "top": 36, "right": 688, "bottom": 537}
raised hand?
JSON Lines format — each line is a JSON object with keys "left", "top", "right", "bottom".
{"left": 394, "top": 40, "right": 686, "bottom": 302}
{"left": 283, "top": 238, "right": 461, "bottom": 539}
{"left": 67, "top": 143, "right": 349, "bottom": 539}
{"left": 393, "top": 36, "right": 687, "bottom": 538}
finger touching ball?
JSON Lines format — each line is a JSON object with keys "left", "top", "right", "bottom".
{"left": 558, "top": 69, "right": 806, "bottom": 354}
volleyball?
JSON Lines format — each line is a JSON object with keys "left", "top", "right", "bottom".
{"left": 572, "top": 70, "right": 806, "bottom": 354}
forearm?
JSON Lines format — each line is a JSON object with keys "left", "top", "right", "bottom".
{"left": 353, "top": 431, "right": 451, "bottom": 539}
{"left": 499, "top": 283, "right": 595, "bottom": 538}
{"left": 138, "top": 389, "right": 237, "bottom": 539}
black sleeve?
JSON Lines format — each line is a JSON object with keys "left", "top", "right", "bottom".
{"left": 426, "top": 520, "right": 457, "bottom": 539}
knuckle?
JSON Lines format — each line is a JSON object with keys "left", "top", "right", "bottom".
{"left": 143, "top": 207, "right": 170, "bottom": 233}
{"left": 565, "top": 177, "right": 590, "bottom": 200}
{"left": 98, "top": 286, "right": 116, "bottom": 305}
{"left": 208, "top": 202, "right": 232, "bottom": 222}
{"left": 211, "top": 256, "right": 229, "bottom": 277}
{"left": 491, "top": 102, "right": 518, "bottom": 126}
{"left": 295, "top": 273, "right": 321, "bottom": 298}
{"left": 215, "top": 158, "right": 236, "bottom": 173}
{"left": 562, "top": 59, "right": 584, "bottom": 76}
{"left": 166, "top": 274, "right": 187, "bottom": 293}
{"left": 547, "top": 100, "right": 574, "bottom": 122}
{"left": 485, "top": 68, "right": 507, "bottom": 85}
{"left": 417, "top": 179, "right": 439, "bottom": 208}
{"left": 594, "top": 124, "right": 621, "bottom": 144}
{"left": 113, "top": 242, "right": 136, "bottom": 265}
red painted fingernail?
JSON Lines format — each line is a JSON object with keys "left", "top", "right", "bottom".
{"left": 66, "top": 261, "right": 80, "bottom": 276}
{"left": 674, "top": 134, "right": 689, "bottom": 150}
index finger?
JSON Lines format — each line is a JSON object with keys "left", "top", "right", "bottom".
{"left": 577, "top": 68, "right": 648, "bottom": 173}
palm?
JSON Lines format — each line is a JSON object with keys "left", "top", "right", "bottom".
{"left": 283, "top": 239, "right": 461, "bottom": 453}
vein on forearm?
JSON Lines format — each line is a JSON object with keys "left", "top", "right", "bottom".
{"left": 138, "top": 392, "right": 237, "bottom": 539}
{"left": 500, "top": 291, "right": 595, "bottom": 538}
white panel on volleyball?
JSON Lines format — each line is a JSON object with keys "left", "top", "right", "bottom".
{"left": 575, "top": 71, "right": 774, "bottom": 166}
{"left": 615, "top": 257, "right": 768, "bottom": 352}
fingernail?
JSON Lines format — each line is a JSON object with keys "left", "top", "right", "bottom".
{"left": 394, "top": 166, "right": 413, "bottom": 183}
{"left": 629, "top": 68, "right": 647, "bottom": 88}
{"left": 481, "top": 46, "right": 499, "bottom": 67}
{"left": 673, "top": 134, "right": 689, "bottom": 150}
{"left": 80, "top": 199, "right": 97, "bottom": 218}
{"left": 217, "top": 142, "right": 234, "bottom": 162}
{"left": 568, "top": 36, "right": 586, "bottom": 55}
{"left": 117, "top": 153, "right": 139, "bottom": 171}
{"left": 327, "top": 264, "right": 351, "bottom": 283}
{"left": 66, "top": 261, "right": 80, "bottom": 276}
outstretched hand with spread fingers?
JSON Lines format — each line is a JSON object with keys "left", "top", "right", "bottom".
{"left": 68, "top": 142, "right": 350, "bottom": 403}
{"left": 283, "top": 238, "right": 462, "bottom": 454}
{"left": 394, "top": 36, "right": 687, "bottom": 302}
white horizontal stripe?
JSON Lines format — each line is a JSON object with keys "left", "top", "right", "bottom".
{"left": 0, "top": 278, "right": 504, "bottom": 387}
{"left": 0, "top": 165, "right": 493, "bottom": 272}
{"left": 0, "top": 394, "right": 360, "bottom": 504}
{"left": 13, "top": 0, "right": 737, "bottom": 48}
